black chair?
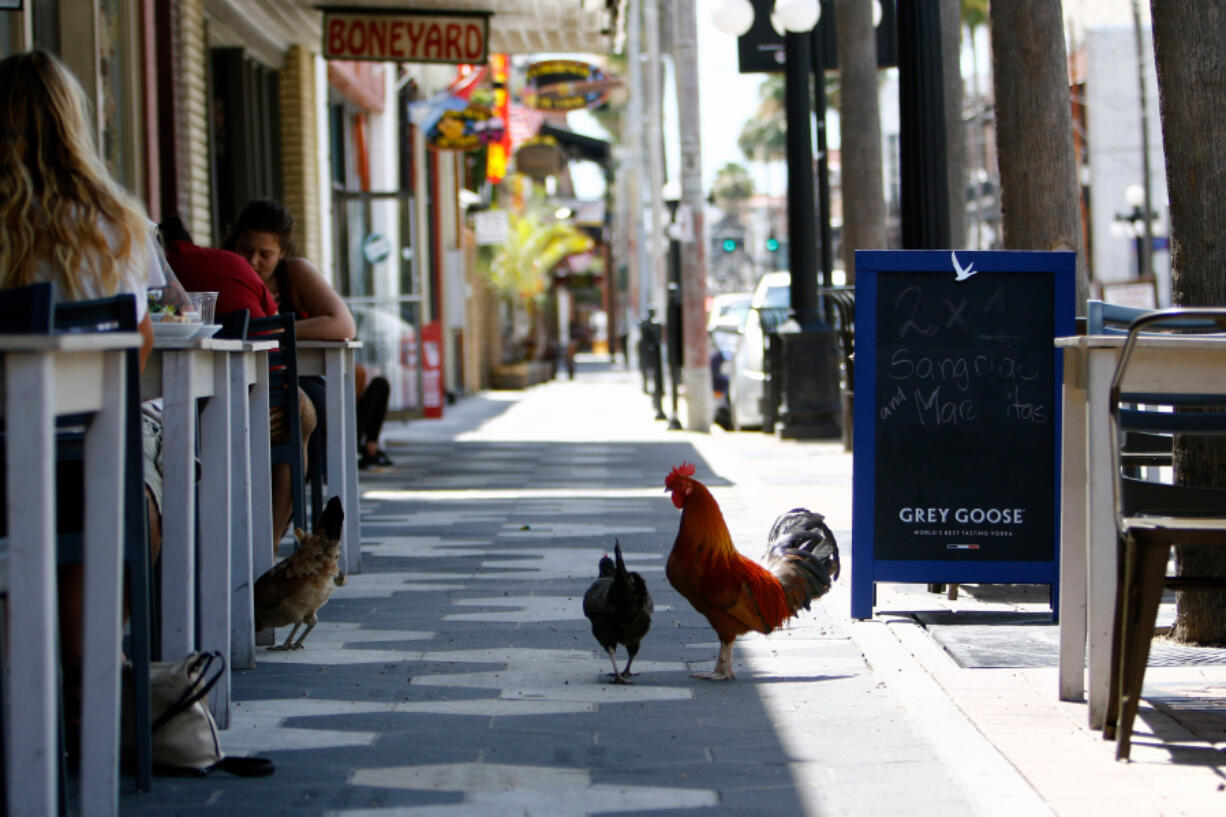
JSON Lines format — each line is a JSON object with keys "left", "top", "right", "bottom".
{"left": 215, "top": 308, "right": 250, "bottom": 343}
{"left": 245, "top": 313, "right": 310, "bottom": 540}
{"left": 0, "top": 280, "right": 53, "bottom": 331}
{"left": 1103, "top": 308, "right": 1226, "bottom": 760}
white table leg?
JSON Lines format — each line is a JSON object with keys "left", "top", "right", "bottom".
{"left": 324, "top": 349, "right": 351, "bottom": 571}
{"left": 342, "top": 347, "right": 362, "bottom": 575}
{"left": 230, "top": 354, "right": 255, "bottom": 671}
{"left": 4, "top": 354, "right": 57, "bottom": 817}
{"left": 198, "top": 356, "right": 232, "bottom": 727}
{"left": 1058, "top": 371, "right": 1088, "bottom": 702}
{"left": 80, "top": 351, "right": 126, "bottom": 817}
{"left": 160, "top": 352, "right": 197, "bottom": 660}
{"left": 1086, "top": 352, "right": 1118, "bottom": 729}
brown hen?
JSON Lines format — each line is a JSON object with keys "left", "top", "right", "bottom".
{"left": 254, "top": 496, "right": 344, "bottom": 650}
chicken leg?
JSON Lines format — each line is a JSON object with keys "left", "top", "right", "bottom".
{"left": 621, "top": 643, "right": 641, "bottom": 679}
{"left": 268, "top": 622, "right": 303, "bottom": 651}
{"left": 692, "top": 640, "right": 736, "bottom": 681}
{"left": 604, "top": 646, "right": 629, "bottom": 684}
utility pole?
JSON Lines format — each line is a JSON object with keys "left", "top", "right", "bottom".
{"left": 673, "top": 0, "right": 711, "bottom": 431}
{"left": 1131, "top": 0, "right": 1154, "bottom": 284}
{"left": 625, "top": 0, "right": 648, "bottom": 357}
{"left": 644, "top": 0, "right": 668, "bottom": 320}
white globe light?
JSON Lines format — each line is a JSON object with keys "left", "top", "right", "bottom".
{"left": 712, "top": 0, "right": 755, "bottom": 37}
{"left": 1124, "top": 183, "right": 1145, "bottom": 208}
{"left": 774, "top": 0, "right": 820, "bottom": 33}
{"left": 872, "top": 0, "right": 883, "bottom": 28}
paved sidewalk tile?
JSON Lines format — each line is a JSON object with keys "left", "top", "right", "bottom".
{"left": 115, "top": 360, "right": 1225, "bottom": 816}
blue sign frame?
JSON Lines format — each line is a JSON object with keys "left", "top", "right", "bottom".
{"left": 851, "top": 250, "right": 1076, "bottom": 620}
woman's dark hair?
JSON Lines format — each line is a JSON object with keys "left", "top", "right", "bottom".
{"left": 222, "top": 198, "right": 296, "bottom": 257}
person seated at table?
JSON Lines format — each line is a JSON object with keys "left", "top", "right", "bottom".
{"left": 223, "top": 199, "right": 355, "bottom": 539}
{"left": 0, "top": 49, "right": 167, "bottom": 734}
{"left": 158, "top": 215, "right": 318, "bottom": 552}
{"left": 355, "top": 363, "right": 393, "bottom": 469}
{"left": 158, "top": 215, "right": 278, "bottom": 319}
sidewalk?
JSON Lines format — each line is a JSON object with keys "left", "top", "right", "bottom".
{"left": 118, "top": 358, "right": 1224, "bottom": 816}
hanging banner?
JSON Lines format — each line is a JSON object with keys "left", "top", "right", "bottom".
{"left": 427, "top": 103, "right": 505, "bottom": 152}
{"left": 487, "top": 53, "right": 511, "bottom": 183}
{"left": 514, "top": 135, "right": 563, "bottom": 179}
{"left": 322, "top": 8, "right": 489, "bottom": 64}
{"left": 522, "top": 59, "right": 620, "bottom": 111}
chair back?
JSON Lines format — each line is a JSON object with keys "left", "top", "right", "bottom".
{"left": 247, "top": 313, "right": 308, "bottom": 532}
{"left": 1109, "top": 308, "right": 1226, "bottom": 525}
{"left": 0, "top": 282, "right": 54, "bottom": 333}
{"left": 215, "top": 309, "right": 250, "bottom": 341}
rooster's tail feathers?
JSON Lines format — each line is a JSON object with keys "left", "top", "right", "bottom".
{"left": 764, "top": 508, "right": 840, "bottom": 615}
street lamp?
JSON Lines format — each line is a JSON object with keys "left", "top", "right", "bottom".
{"left": 1111, "top": 183, "right": 1160, "bottom": 279}
{"left": 712, "top": 0, "right": 841, "bottom": 439}
{"left": 663, "top": 180, "right": 684, "bottom": 430}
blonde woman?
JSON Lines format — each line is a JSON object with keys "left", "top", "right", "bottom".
{"left": 0, "top": 49, "right": 165, "bottom": 738}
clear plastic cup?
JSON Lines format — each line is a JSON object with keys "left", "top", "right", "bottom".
{"left": 188, "top": 291, "right": 218, "bottom": 324}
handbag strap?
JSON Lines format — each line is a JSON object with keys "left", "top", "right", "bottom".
{"left": 151, "top": 651, "right": 225, "bottom": 734}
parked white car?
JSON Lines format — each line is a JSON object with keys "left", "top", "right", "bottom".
{"left": 727, "top": 271, "right": 791, "bottom": 430}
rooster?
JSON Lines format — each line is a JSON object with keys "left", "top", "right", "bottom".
{"left": 582, "top": 540, "right": 653, "bottom": 684}
{"left": 254, "top": 496, "right": 344, "bottom": 651}
{"left": 664, "top": 462, "right": 840, "bottom": 680}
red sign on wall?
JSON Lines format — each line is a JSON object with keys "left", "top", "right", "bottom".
{"left": 420, "top": 320, "right": 444, "bottom": 419}
{"left": 323, "top": 10, "right": 489, "bottom": 64}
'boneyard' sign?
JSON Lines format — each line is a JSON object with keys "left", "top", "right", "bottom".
{"left": 322, "top": 8, "right": 489, "bottom": 64}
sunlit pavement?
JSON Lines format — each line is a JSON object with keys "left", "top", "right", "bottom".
{"left": 117, "top": 356, "right": 1224, "bottom": 817}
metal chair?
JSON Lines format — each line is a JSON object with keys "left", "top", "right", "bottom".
{"left": 245, "top": 313, "right": 310, "bottom": 537}
{"left": 1103, "top": 308, "right": 1226, "bottom": 760}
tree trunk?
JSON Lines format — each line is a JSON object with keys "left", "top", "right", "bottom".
{"left": 941, "top": 0, "right": 966, "bottom": 247}
{"left": 1150, "top": 0, "right": 1226, "bottom": 644}
{"left": 835, "top": 0, "right": 886, "bottom": 283}
{"left": 672, "top": 0, "right": 711, "bottom": 431}
{"left": 989, "top": 1, "right": 1089, "bottom": 308}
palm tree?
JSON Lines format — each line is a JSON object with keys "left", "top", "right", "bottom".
{"left": 1150, "top": 0, "right": 1226, "bottom": 643}
{"left": 835, "top": 0, "right": 886, "bottom": 283}
{"left": 711, "top": 162, "right": 755, "bottom": 215}
{"left": 989, "top": 1, "right": 1088, "bottom": 306}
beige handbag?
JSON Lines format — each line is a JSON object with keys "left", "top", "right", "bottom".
{"left": 143, "top": 651, "right": 274, "bottom": 776}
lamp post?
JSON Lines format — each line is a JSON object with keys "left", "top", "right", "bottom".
{"left": 664, "top": 181, "right": 684, "bottom": 430}
{"left": 1111, "top": 183, "right": 1158, "bottom": 280}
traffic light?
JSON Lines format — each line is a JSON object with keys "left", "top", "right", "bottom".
{"left": 765, "top": 235, "right": 780, "bottom": 252}
{"left": 721, "top": 238, "right": 737, "bottom": 253}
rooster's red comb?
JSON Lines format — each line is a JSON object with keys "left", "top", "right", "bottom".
{"left": 665, "top": 461, "right": 696, "bottom": 489}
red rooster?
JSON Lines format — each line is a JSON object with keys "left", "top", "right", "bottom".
{"left": 664, "top": 462, "right": 840, "bottom": 680}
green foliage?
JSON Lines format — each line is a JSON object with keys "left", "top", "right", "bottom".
{"left": 480, "top": 187, "right": 595, "bottom": 302}
{"left": 711, "top": 163, "right": 755, "bottom": 210}
{"left": 963, "top": 0, "right": 989, "bottom": 30}
{"left": 736, "top": 72, "right": 840, "bottom": 164}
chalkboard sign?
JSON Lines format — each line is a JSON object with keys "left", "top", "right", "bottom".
{"left": 851, "top": 250, "right": 1075, "bottom": 619}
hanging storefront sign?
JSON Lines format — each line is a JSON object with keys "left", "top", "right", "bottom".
{"left": 514, "top": 135, "right": 563, "bottom": 179}
{"left": 322, "top": 8, "right": 489, "bottom": 64}
{"left": 486, "top": 53, "right": 511, "bottom": 184}
{"left": 427, "top": 103, "right": 505, "bottom": 152}
{"left": 522, "top": 59, "right": 620, "bottom": 111}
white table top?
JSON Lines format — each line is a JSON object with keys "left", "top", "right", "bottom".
{"left": 0, "top": 332, "right": 142, "bottom": 351}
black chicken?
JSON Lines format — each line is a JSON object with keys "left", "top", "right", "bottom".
{"left": 582, "top": 540, "right": 653, "bottom": 684}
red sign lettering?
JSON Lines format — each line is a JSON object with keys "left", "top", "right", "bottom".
{"left": 322, "top": 12, "right": 489, "bottom": 64}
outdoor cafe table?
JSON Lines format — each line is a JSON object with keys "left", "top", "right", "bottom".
{"left": 2, "top": 331, "right": 141, "bottom": 817}
{"left": 295, "top": 339, "right": 363, "bottom": 576}
{"left": 142, "top": 335, "right": 276, "bottom": 727}
{"left": 1055, "top": 333, "right": 1226, "bottom": 728}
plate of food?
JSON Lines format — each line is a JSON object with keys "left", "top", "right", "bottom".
{"left": 153, "top": 321, "right": 201, "bottom": 340}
